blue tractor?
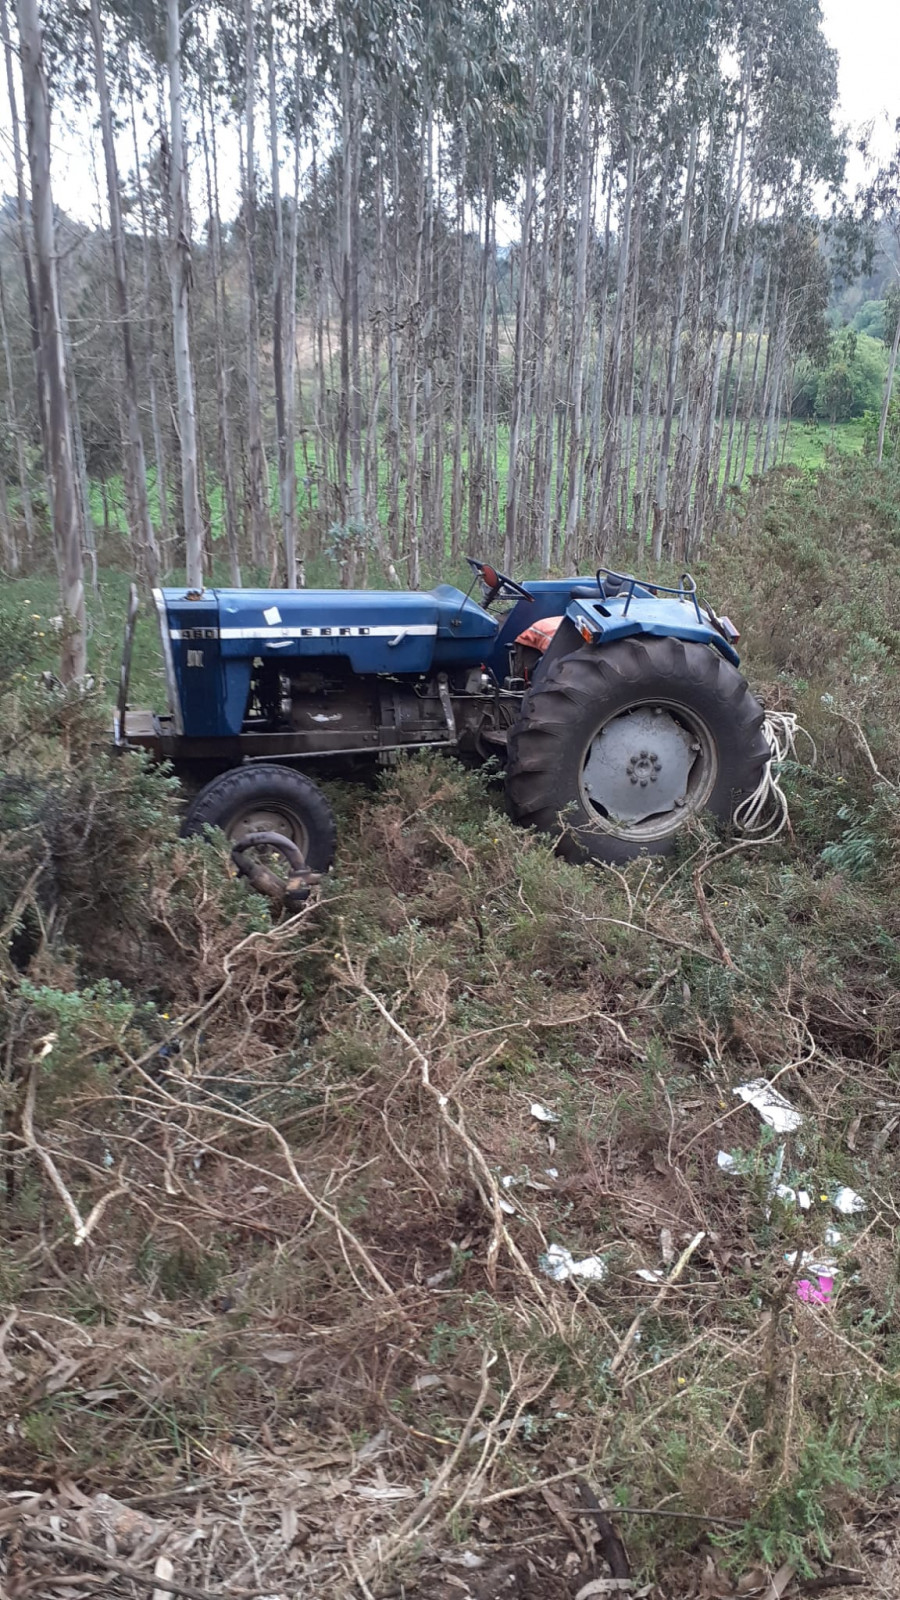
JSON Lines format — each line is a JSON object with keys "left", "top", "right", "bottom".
{"left": 116, "top": 560, "right": 769, "bottom": 870}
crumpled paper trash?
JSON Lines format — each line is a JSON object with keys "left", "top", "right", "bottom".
{"left": 539, "top": 1243, "right": 606, "bottom": 1283}
{"left": 733, "top": 1078, "right": 803, "bottom": 1133}
{"left": 832, "top": 1185, "right": 866, "bottom": 1214}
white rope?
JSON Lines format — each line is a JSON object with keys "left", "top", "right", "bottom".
{"left": 733, "top": 711, "right": 816, "bottom": 845}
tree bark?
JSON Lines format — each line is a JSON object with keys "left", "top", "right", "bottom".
{"left": 652, "top": 125, "right": 699, "bottom": 562}
{"left": 128, "top": 55, "right": 172, "bottom": 570}
{"left": 199, "top": 37, "right": 241, "bottom": 585}
{"left": 242, "top": 0, "right": 271, "bottom": 570}
{"left": 0, "top": 251, "right": 32, "bottom": 563}
{"left": 165, "top": 0, "right": 204, "bottom": 588}
{"left": 877, "top": 287, "right": 900, "bottom": 465}
{"left": 15, "top": 0, "right": 85, "bottom": 679}
{"left": 89, "top": 0, "right": 159, "bottom": 585}
{"left": 267, "top": 1, "right": 298, "bottom": 584}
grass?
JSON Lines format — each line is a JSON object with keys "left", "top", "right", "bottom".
{"left": 775, "top": 415, "right": 867, "bottom": 468}
{"left": 6, "top": 570, "right": 166, "bottom": 709}
{"left": 13, "top": 413, "right": 867, "bottom": 720}
{"left": 78, "top": 415, "right": 867, "bottom": 566}
{"left": 4, "top": 452, "right": 900, "bottom": 1594}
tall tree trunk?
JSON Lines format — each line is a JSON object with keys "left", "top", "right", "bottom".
{"left": 243, "top": 0, "right": 271, "bottom": 569}
{"left": 877, "top": 288, "right": 900, "bottom": 466}
{"left": 468, "top": 174, "right": 492, "bottom": 558}
{"left": 421, "top": 113, "right": 439, "bottom": 569}
{"left": 0, "top": 253, "right": 32, "bottom": 561}
{"left": 165, "top": 0, "right": 204, "bottom": 588}
{"left": 386, "top": 107, "right": 402, "bottom": 557}
{"left": 563, "top": 15, "right": 595, "bottom": 569}
{"left": 1, "top": 0, "right": 46, "bottom": 466}
{"left": 66, "top": 336, "right": 98, "bottom": 593}
{"left": 89, "top": 0, "right": 159, "bottom": 585}
{"left": 267, "top": 1, "right": 298, "bottom": 584}
{"left": 348, "top": 60, "right": 363, "bottom": 537}
{"left": 449, "top": 121, "right": 466, "bottom": 564}
{"left": 200, "top": 43, "right": 241, "bottom": 585}
{"left": 585, "top": 161, "right": 615, "bottom": 550}
{"left": 337, "top": 46, "right": 352, "bottom": 523}
{"left": 0, "top": 458, "right": 14, "bottom": 574}
{"left": 405, "top": 101, "right": 429, "bottom": 587}
{"left": 309, "top": 134, "right": 330, "bottom": 530}
{"left": 652, "top": 125, "right": 699, "bottom": 562}
{"left": 284, "top": 32, "right": 303, "bottom": 582}
{"left": 534, "top": 100, "right": 557, "bottom": 573}
{"left": 16, "top": 0, "right": 85, "bottom": 679}
{"left": 128, "top": 56, "right": 172, "bottom": 569}
{"left": 367, "top": 146, "right": 387, "bottom": 555}
{"left": 540, "top": 83, "right": 570, "bottom": 573}
{"left": 504, "top": 132, "right": 535, "bottom": 571}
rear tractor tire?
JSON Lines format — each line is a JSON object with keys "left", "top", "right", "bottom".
{"left": 182, "top": 763, "right": 337, "bottom": 873}
{"left": 505, "top": 637, "right": 769, "bottom": 864}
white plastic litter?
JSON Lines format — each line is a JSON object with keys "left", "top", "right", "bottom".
{"left": 540, "top": 1244, "right": 607, "bottom": 1284}
{"left": 833, "top": 1186, "right": 866, "bottom": 1215}
{"left": 717, "top": 1150, "right": 738, "bottom": 1171}
{"left": 775, "top": 1184, "right": 811, "bottom": 1211}
{"left": 530, "top": 1102, "right": 560, "bottom": 1124}
{"left": 733, "top": 1078, "right": 803, "bottom": 1134}
{"left": 824, "top": 1225, "right": 843, "bottom": 1247}
{"left": 635, "top": 1268, "right": 665, "bottom": 1283}
{"left": 787, "top": 1248, "right": 838, "bottom": 1277}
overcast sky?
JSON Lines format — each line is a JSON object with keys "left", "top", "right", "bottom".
{"left": 820, "top": 0, "right": 900, "bottom": 187}
{"left": 1, "top": 1, "right": 899, "bottom": 232}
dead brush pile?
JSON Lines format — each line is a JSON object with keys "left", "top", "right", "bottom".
{"left": 3, "top": 594, "right": 900, "bottom": 1596}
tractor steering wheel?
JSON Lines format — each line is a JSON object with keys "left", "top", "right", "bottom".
{"left": 466, "top": 557, "right": 535, "bottom": 606}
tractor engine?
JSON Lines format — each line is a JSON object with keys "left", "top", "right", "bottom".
{"left": 249, "top": 657, "right": 503, "bottom": 756}
{"left": 285, "top": 667, "right": 448, "bottom": 743}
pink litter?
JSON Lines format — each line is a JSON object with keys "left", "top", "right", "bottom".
{"left": 796, "top": 1274, "right": 834, "bottom": 1305}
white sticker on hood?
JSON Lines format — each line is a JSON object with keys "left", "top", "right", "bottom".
{"left": 263, "top": 605, "right": 282, "bottom": 626}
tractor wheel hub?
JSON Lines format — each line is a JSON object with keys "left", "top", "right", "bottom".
{"left": 624, "top": 749, "right": 662, "bottom": 785}
{"left": 582, "top": 707, "right": 698, "bottom": 824}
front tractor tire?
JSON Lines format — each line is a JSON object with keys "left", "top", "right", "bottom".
{"left": 182, "top": 763, "right": 337, "bottom": 872}
{"left": 505, "top": 637, "right": 769, "bottom": 865}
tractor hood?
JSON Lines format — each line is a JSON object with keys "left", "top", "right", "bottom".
{"left": 154, "top": 585, "right": 499, "bottom": 738}
{"left": 211, "top": 583, "right": 497, "bottom": 655}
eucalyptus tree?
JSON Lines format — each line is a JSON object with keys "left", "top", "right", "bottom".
{"left": 197, "top": 20, "right": 241, "bottom": 585}
{"left": 164, "top": 0, "right": 204, "bottom": 587}
{"left": 15, "top": 0, "right": 85, "bottom": 678}
{"left": 266, "top": 0, "right": 303, "bottom": 586}
{"left": 88, "top": 0, "right": 160, "bottom": 583}
{"left": 860, "top": 130, "right": 900, "bottom": 465}
{"left": 240, "top": 0, "right": 271, "bottom": 570}
{"left": 0, "top": 0, "right": 850, "bottom": 590}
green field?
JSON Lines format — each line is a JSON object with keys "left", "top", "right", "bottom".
{"left": 80, "top": 417, "right": 868, "bottom": 567}
{"left": 12, "top": 416, "right": 869, "bottom": 716}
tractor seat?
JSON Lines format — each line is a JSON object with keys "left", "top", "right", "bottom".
{"left": 569, "top": 584, "right": 603, "bottom": 598}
